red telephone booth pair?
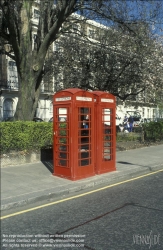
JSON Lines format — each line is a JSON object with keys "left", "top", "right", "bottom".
{"left": 53, "top": 88, "right": 116, "bottom": 181}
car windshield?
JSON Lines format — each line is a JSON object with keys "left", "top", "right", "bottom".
{"left": 126, "top": 111, "right": 141, "bottom": 118}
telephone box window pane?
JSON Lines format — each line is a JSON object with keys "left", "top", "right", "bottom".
{"left": 59, "top": 129, "right": 67, "bottom": 136}
{"left": 59, "top": 122, "right": 67, "bottom": 128}
{"left": 59, "top": 152, "right": 68, "bottom": 159}
{"left": 59, "top": 138, "right": 68, "bottom": 144}
{"left": 103, "top": 108, "right": 111, "bottom": 125}
{"left": 102, "top": 108, "right": 113, "bottom": 161}
{"left": 81, "top": 159, "right": 89, "bottom": 166}
{"left": 55, "top": 107, "right": 69, "bottom": 168}
{"left": 103, "top": 125, "right": 111, "bottom": 135}
{"left": 58, "top": 108, "right": 67, "bottom": 122}
{"left": 103, "top": 154, "right": 111, "bottom": 160}
{"left": 78, "top": 107, "right": 92, "bottom": 166}
{"left": 59, "top": 145, "right": 68, "bottom": 151}
{"left": 81, "top": 151, "right": 89, "bottom": 158}
{"left": 59, "top": 160, "right": 67, "bottom": 166}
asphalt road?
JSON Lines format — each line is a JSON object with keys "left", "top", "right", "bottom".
{"left": 1, "top": 171, "right": 163, "bottom": 250}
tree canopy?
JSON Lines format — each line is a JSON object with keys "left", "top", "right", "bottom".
{"left": 0, "top": 0, "right": 163, "bottom": 120}
{"left": 50, "top": 25, "right": 161, "bottom": 98}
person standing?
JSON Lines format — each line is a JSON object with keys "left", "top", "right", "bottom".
{"left": 128, "top": 115, "right": 134, "bottom": 132}
{"left": 123, "top": 115, "right": 128, "bottom": 131}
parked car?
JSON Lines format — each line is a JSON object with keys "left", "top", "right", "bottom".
{"left": 48, "top": 117, "right": 53, "bottom": 122}
{"left": 126, "top": 111, "right": 141, "bottom": 121}
{"left": 126, "top": 111, "right": 142, "bottom": 127}
{"left": 48, "top": 117, "right": 67, "bottom": 122}
{"left": 59, "top": 117, "right": 67, "bottom": 122}
{"left": 116, "top": 114, "right": 123, "bottom": 126}
{"left": 33, "top": 117, "right": 44, "bottom": 122}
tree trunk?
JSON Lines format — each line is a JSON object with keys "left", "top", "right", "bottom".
{"left": 15, "top": 57, "right": 42, "bottom": 121}
{"left": 15, "top": 77, "right": 41, "bottom": 121}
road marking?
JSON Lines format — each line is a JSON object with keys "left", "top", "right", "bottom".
{"left": 1, "top": 169, "right": 163, "bottom": 220}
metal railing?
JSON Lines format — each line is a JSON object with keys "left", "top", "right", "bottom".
{"left": 0, "top": 80, "right": 19, "bottom": 91}
{"left": 0, "top": 81, "right": 54, "bottom": 94}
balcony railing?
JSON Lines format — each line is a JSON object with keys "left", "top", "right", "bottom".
{"left": 41, "top": 86, "right": 54, "bottom": 94}
{"left": 0, "top": 80, "right": 19, "bottom": 91}
{"left": 0, "top": 81, "right": 54, "bottom": 94}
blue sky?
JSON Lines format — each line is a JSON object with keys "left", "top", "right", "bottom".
{"left": 80, "top": 0, "right": 163, "bottom": 38}
{"left": 123, "top": 0, "right": 162, "bottom": 36}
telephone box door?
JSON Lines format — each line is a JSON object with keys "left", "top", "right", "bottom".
{"left": 53, "top": 88, "right": 95, "bottom": 180}
{"left": 101, "top": 107, "right": 116, "bottom": 171}
{"left": 94, "top": 91, "right": 116, "bottom": 174}
{"left": 53, "top": 105, "right": 71, "bottom": 178}
{"left": 75, "top": 106, "right": 95, "bottom": 178}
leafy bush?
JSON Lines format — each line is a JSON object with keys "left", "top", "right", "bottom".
{"left": 132, "top": 126, "right": 142, "bottom": 133}
{"left": 142, "top": 121, "right": 163, "bottom": 141}
{"left": 0, "top": 122, "right": 53, "bottom": 153}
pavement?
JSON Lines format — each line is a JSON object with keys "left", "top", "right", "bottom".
{"left": 1, "top": 144, "right": 163, "bottom": 212}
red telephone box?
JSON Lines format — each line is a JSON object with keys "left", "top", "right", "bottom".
{"left": 93, "top": 91, "right": 116, "bottom": 174}
{"left": 53, "top": 88, "right": 95, "bottom": 180}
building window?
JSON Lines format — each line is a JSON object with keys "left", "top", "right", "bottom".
{"left": 33, "top": 34, "right": 39, "bottom": 50}
{"left": 54, "top": 42, "right": 61, "bottom": 52}
{"left": 72, "top": 23, "right": 78, "bottom": 29}
{"left": 33, "top": 34, "right": 37, "bottom": 42}
{"left": 147, "top": 109, "right": 150, "bottom": 118}
{"left": 8, "top": 61, "right": 16, "bottom": 70}
{"left": 8, "top": 60, "right": 18, "bottom": 88}
{"left": 142, "top": 108, "right": 145, "bottom": 117}
{"left": 3, "top": 98, "right": 14, "bottom": 119}
{"left": 71, "top": 23, "right": 80, "bottom": 35}
{"left": 49, "top": 102, "right": 53, "bottom": 114}
{"left": 88, "top": 29, "right": 97, "bottom": 39}
{"left": 34, "top": 9, "right": 40, "bottom": 19}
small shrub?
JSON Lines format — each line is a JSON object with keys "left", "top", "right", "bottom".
{"left": 117, "top": 132, "right": 141, "bottom": 142}
{"left": 142, "top": 121, "right": 163, "bottom": 141}
{"left": 133, "top": 126, "right": 142, "bottom": 133}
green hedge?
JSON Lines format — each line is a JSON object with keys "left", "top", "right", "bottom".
{"left": 117, "top": 132, "right": 141, "bottom": 142}
{"left": 0, "top": 122, "right": 53, "bottom": 153}
{"left": 1, "top": 121, "right": 163, "bottom": 153}
{"left": 142, "top": 121, "right": 163, "bottom": 141}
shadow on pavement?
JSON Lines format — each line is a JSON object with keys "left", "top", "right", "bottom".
{"left": 40, "top": 146, "right": 53, "bottom": 173}
{"left": 42, "top": 160, "right": 53, "bottom": 173}
{"left": 117, "top": 161, "right": 136, "bottom": 165}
